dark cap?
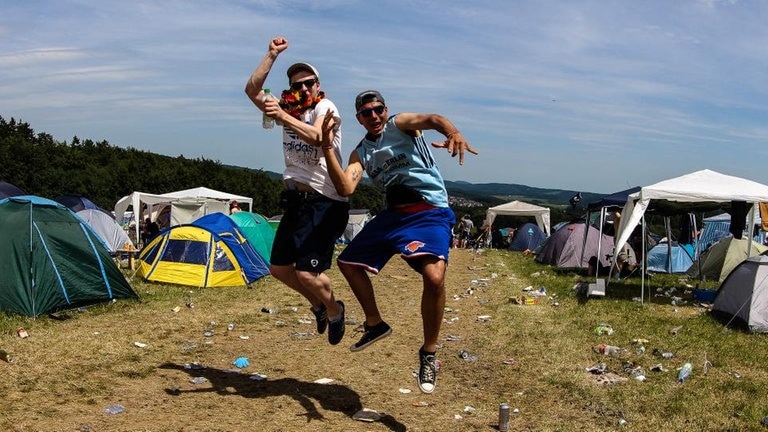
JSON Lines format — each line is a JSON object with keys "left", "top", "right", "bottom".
{"left": 355, "top": 90, "right": 385, "bottom": 111}
{"left": 286, "top": 62, "right": 320, "bottom": 81}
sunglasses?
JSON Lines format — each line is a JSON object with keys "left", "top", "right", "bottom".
{"left": 357, "top": 105, "right": 386, "bottom": 118}
{"left": 290, "top": 78, "right": 317, "bottom": 91}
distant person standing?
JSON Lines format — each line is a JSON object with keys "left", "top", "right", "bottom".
{"left": 319, "top": 90, "right": 478, "bottom": 393}
{"left": 457, "top": 214, "right": 474, "bottom": 248}
{"left": 244, "top": 36, "right": 349, "bottom": 346}
{"left": 229, "top": 200, "right": 242, "bottom": 214}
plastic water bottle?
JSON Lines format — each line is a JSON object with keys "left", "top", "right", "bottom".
{"left": 262, "top": 88, "right": 275, "bottom": 129}
{"left": 678, "top": 363, "right": 692, "bottom": 382}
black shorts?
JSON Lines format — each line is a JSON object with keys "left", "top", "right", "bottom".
{"left": 271, "top": 190, "right": 349, "bottom": 273}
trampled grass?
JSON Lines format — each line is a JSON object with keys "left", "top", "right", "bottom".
{"left": 1, "top": 248, "right": 767, "bottom": 431}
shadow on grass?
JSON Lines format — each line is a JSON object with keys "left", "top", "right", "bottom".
{"left": 158, "top": 362, "right": 406, "bottom": 431}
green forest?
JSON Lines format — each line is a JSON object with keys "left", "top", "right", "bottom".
{"left": 0, "top": 115, "right": 385, "bottom": 217}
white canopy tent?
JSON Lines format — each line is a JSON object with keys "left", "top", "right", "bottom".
{"left": 614, "top": 169, "right": 768, "bottom": 301}
{"left": 114, "top": 187, "right": 253, "bottom": 245}
{"left": 484, "top": 200, "right": 551, "bottom": 236}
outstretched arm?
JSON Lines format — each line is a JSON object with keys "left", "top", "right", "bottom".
{"left": 393, "top": 113, "right": 479, "bottom": 165}
{"left": 244, "top": 37, "right": 288, "bottom": 110}
{"left": 321, "top": 111, "right": 364, "bottom": 197}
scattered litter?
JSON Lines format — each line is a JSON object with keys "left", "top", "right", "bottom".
{"left": 172, "top": 306, "right": 181, "bottom": 313}
{"left": 261, "top": 307, "right": 275, "bottom": 313}
{"left": 454, "top": 414, "right": 463, "bottom": 420}
{"left": 16, "top": 327, "right": 29, "bottom": 339}
{"left": 190, "top": 377, "right": 208, "bottom": 385}
{"left": 592, "top": 372, "right": 628, "bottom": 385}
{"left": 445, "top": 334, "right": 462, "bottom": 342}
{"left": 314, "top": 377, "right": 334, "bottom": 384}
{"left": 232, "top": 357, "right": 249, "bottom": 368}
{"left": 703, "top": 352, "right": 713, "bottom": 375}
{"left": 203, "top": 330, "right": 214, "bottom": 337}
{"left": 623, "top": 363, "right": 646, "bottom": 381}
{"left": 239, "top": 335, "right": 250, "bottom": 340}
{"left": 398, "top": 388, "right": 412, "bottom": 394}
{"left": 670, "top": 325, "right": 683, "bottom": 335}
{"left": 652, "top": 348, "right": 674, "bottom": 359}
{"left": 412, "top": 400, "right": 429, "bottom": 407}
{"left": 476, "top": 315, "right": 492, "bottom": 322}
{"left": 594, "top": 323, "right": 614, "bottom": 335}
{"left": 619, "top": 419, "right": 628, "bottom": 426}
{"left": 104, "top": 404, "right": 125, "bottom": 415}
{"left": 585, "top": 363, "right": 606, "bottom": 374}
{"left": 522, "top": 285, "right": 533, "bottom": 291}
{"left": 298, "top": 318, "right": 313, "bottom": 325}
{"left": 459, "top": 349, "right": 478, "bottom": 363}
{"left": 184, "top": 362, "right": 203, "bottom": 370}
{"left": 650, "top": 364, "right": 666, "bottom": 372}
{"left": 352, "top": 408, "right": 381, "bottom": 422}
{"left": 631, "top": 338, "right": 650, "bottom": 345}
{"left": 593, "top": 344, "right": 622, "bottom": 356}
{"left": 133, "top": 341, "right": 148, "bottom": 348}
{"left": 274, "top": 320, "right": 287, "bottom": 327}
{"left": 181, "top": 341, "right": 197, "bottom": 351}
{"left": 227, "top": 323, "right": 235, "bottom": 332}
{"left": 249, "top": 373, "right": 267, "bottom": 381}
{"left": 463, "top": 406, "right": 476, "bottom": 414}
{"left": 291, "top": 332, "right": 313, "bottom": 340}
{"left": 728, "top": 371, "right": 742, "bottom": 379}
{"left": 503, "top": 358, "right": 517, "bottom": 366}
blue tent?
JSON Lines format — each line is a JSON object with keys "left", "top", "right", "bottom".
{"left": 646, "top": 241, "right": 694, "bottom": 273}
{"left": 508, "top": 222, "right": 547, "bottom": 252}
{"left": 53, "top": 194, "right": 111, "bottom": 216}
{"left": 0, "top": 180, "right": 26, "bottom": 199}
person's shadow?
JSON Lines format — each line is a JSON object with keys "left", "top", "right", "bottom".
{"left": 158, "top": 362, "right": 406, "bottom": 431}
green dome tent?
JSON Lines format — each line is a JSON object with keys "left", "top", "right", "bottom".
{"left": 0, "top": 196, "right": 138, "bottom": 317}
{"left": 230, "top": 211, "right": 275, "bottom": 264}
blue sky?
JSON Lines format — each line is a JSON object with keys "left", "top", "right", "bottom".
{"left": 2, "top": 0, "right": 767, "bottom": 194}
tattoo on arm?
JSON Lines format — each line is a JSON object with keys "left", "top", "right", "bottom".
{"left": 352, "top": 168, "right": 361, "bottom": 181}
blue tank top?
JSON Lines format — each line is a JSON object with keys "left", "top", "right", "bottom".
{"left": 354, "top": 115, "right": 449, "bottom": 207}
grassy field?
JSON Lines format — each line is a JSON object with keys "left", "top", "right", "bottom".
{"left": 1, "top": 247, "right": 767, "bottom": 431}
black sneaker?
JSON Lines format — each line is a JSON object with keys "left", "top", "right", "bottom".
{"left": 349, "top": 321, "right": 392, "bottom": 352}
{"left": 327, "top": 301, "right": 345, "bottom": 345}
{"left": 310, "top": 304, "right": 327, "bottom": 335}
{"left": 418, "top": 348, "right": 438, "bottom": 394}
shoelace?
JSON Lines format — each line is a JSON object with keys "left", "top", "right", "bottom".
{"left": 421, "top": 356, "right": 436, "bottom": 381}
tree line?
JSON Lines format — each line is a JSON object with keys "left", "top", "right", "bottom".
{"left": 0, "top": 115, "right": 384, "bottom": 217}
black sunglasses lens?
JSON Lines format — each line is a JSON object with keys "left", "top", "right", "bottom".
{"left": 290, "top": 79, "right": 315, "bottom": 90}
{"left": 360, "top": 106, "right": 385, "bottom": 118}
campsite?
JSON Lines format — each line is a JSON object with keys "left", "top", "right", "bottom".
{"left": 3, "top": 247, "right": 768, "bottom": 431}
{"left": 4, "top": 123, "right": 768, "bottom": 429}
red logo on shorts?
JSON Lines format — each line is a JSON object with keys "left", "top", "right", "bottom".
{"left": 404, "top": 241, "right": 426, "bottom": 253}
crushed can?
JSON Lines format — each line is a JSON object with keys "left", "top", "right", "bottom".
{"left": 17, "top": 327, "right": 29, "bottom": 339}
{"left": 0, "top": 349, "right": 13, "bottom": 363}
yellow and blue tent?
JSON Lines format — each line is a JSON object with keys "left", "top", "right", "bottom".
{"left": 138, "top": 213, "right": 269, "bottom": 287}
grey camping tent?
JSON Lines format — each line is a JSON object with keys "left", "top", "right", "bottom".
{"left": 711, "top": 255, "right": 768, "bottom": 332}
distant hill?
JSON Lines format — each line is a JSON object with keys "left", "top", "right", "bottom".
{"left": 247, "top": 167, "right": 603, "bottom": 209}
{"left": 443, "top": 180, "right": 602, "bottom": 208}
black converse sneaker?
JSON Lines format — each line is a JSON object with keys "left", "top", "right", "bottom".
{"left": 418, "top": 348, "right": 438, "bottom": 394}
{"left": 349, "top": 321, "right": 392, "bottom": 352}
{"left": 327, "top": 301, "right": 346, "bottom": 345}
{"left": 310, "top": 304, "right": 327, "bottom": 335}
